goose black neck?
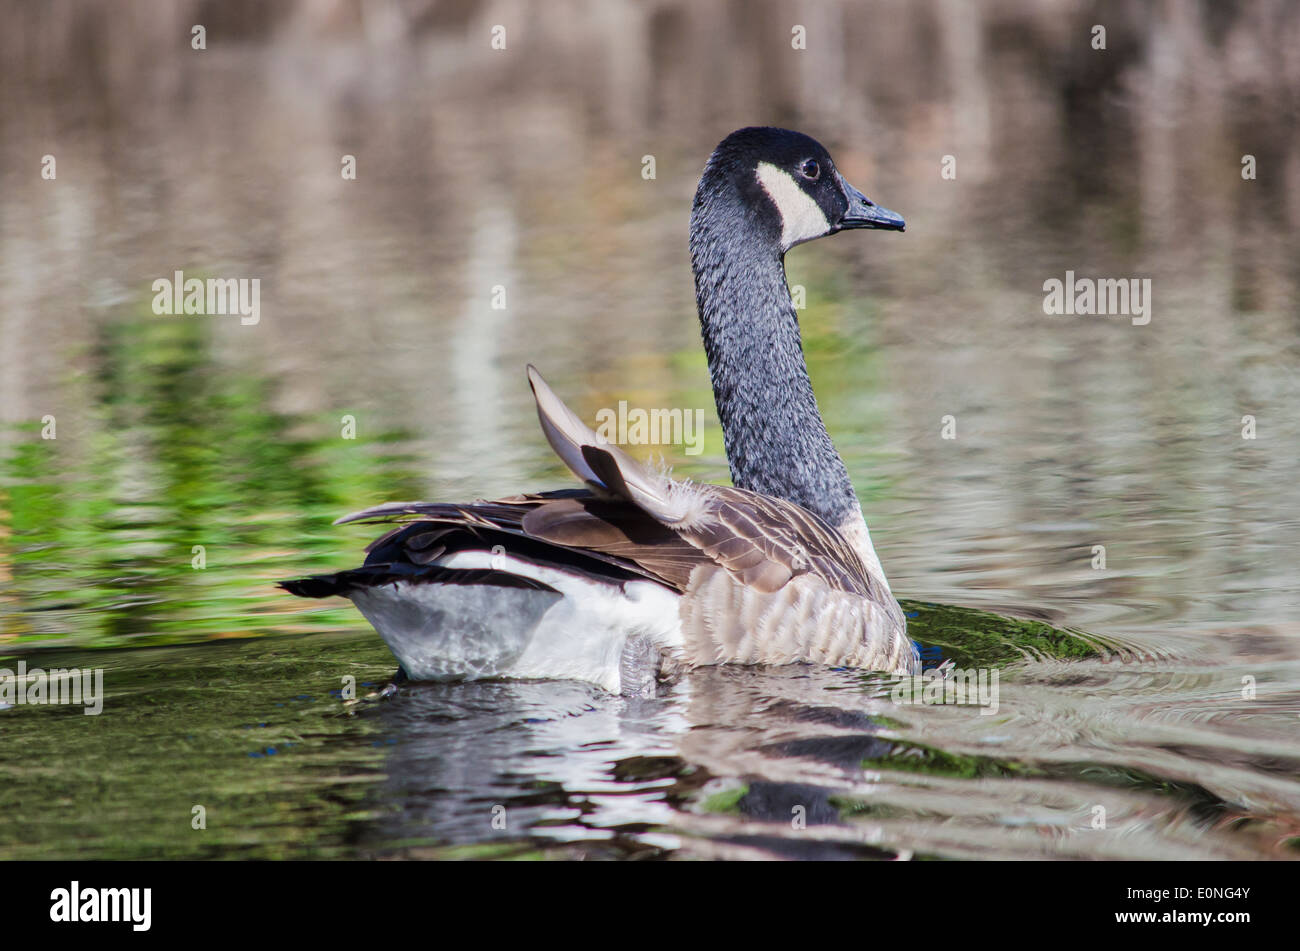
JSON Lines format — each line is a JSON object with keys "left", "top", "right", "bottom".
{"left": 689, "top": 185, "right": 860, "bottom": 529}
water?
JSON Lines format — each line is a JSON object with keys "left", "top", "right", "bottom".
{"left": 2, "top": 0, "right": 1299, "bottom": 860}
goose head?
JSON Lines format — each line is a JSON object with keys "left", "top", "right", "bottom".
{"left": 692, "top": 126, "right": 904, "bottom": 255}
{"left": 688, "top": 127, "right": 904, "bottom": 555}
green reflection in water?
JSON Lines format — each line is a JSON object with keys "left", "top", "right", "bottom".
{"left": 901, "top": 600, "right": 1105, "bottom": 669}
{"left": 0, "top": 632, "right": 397, "bottom": 860}
{"left": 0, "top": 308, "right": 424, "bottom": 649}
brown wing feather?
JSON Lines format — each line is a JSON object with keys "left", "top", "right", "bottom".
{"left": 520, "top": 496, "right": 702, "bottom": 589}
{"left": 574, "top": 441, "right": 877, "bottom": 598}
{"left": 672, "top": 488, "right": 879, "bottom": 598}
{"left": 337, "top": 491, "right": 707, "bottom": 590}
{"left": 332, "top": 482, "right": 875, "bottom": 602}
{"left": 334, "top": 369, "right": 884, "bottom": 606}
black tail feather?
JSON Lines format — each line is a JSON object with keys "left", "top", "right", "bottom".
{"left": 278, "top": 564, "right": 559, "bottom": 599}
{"left": 277, "top": 575, "right": 349, "bottom": 598}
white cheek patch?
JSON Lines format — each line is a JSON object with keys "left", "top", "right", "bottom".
{"left": 756, "top": 161, "right": 831, "bottom": 250}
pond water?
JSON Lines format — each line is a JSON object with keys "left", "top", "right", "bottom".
{"left": 1, "top": 1, "right": 1298, "bottom": 860}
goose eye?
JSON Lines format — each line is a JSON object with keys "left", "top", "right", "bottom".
{"left": 799, "top": 159, "right": 820, "bottom": 181}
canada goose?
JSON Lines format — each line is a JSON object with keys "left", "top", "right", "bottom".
{"left": 282, "top": 127, "right": 917, "bottom": 694}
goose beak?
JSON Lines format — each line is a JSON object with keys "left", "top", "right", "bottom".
{"left": 837, "top": 179, "right": 905, "bottom": 232}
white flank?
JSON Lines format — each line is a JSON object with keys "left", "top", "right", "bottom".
{"left": 348, "top": 550, "right": 683, "bottom": 694}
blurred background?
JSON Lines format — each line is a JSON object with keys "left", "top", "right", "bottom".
{"left": 1, "top": 0, "right": 1299, "bottom": 862}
